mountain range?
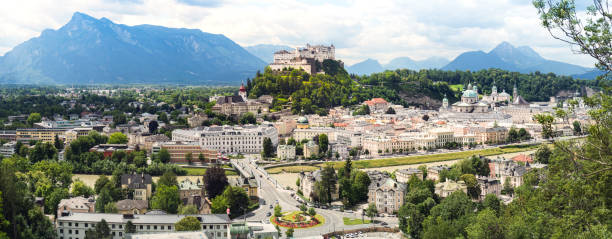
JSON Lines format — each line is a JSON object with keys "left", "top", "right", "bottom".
{"left": 346, "top": 57, "right": 450, "bottom": 75}
{"left": 244, "top": 44, "right": 292, "bottom": 63}
{"left": 347, "top": 42, "right": 595, "bottom": 77}
{"left": 0, "top": 12, "right": 266, "bottom": 85}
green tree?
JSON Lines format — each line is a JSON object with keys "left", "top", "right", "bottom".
{"left": 239, "top": 112, "right": 257, "bottom": 124}
{"left": 422, "top": 191, "right": 474, "bottom": 239}
{"left": 158, "top": 112, "right": 169, "bottom": 124}
{"left": 482, "top": 194, "right": 501, "bottom": 216}
{"left": 274, "top": 205, "right": 282, "bottom": 217}
{"left": 95, "top": 187, "right": 113, "bottom": 213}
{"left": 308, "top": 207, "right": 316, "bottom": 216}
{"left": 85, "top": 219, "right": 111, "bottom": 239}
{"left": 104, "top": 202, "right": 118, "bottom": 213}
{"left": 94, "top": 175, "right": 111, "bottom": 194}
{"left": 175, "top": 216, "right": 201, "bottom": 231}
{"left": 319, "top": 134, "right": 329, "bottom": 154}
{"left": 572, "top": 120, "right": 582, "bottom": 135}
{"left": 286, "top": 228, "right": 294, "bottom": 238}
{"left": 158, "top": 171, "right": 178, "bottom": 188}
{"left": 319, "top": 164, "right": 337, "bottom": 205}
{"left": 28, "top": 142, "right": 57, "bottom": 163}
{"left": 158, "top": 148, "right": 171, "bottom": 163}
{"left": 151, "top": 185, "right": 180, "bottom": 214}
{"left": 108, "top": 132, "right": 128, "bottom": 144}
{"left": 178, "top": 205, "right": 199, "bottom": 215}
{"left": 385, "top": 107, "right": 396, "bottom": 114}
{"left": 71, "top": 180, "right": 94, "bottom": 198}
{"left": 465, "top": 209, "right": 504, "bottom": 239}
{"left": 185, "top": 152, "right": 193, "bottom": 165}
{"left": 262, "top": 137, "right": 274, "bottom": 158}
{"left": 46, "top": 187, "right": 69, "bottom": 216}
{"left": 26, "top": 113, "right": 42, "bottom": 126}
{"left": 125, "top": 220, "right": 136, "bottom": 234}
{"left": 366, "top": 203, "right": 377, "bottom": 222}
{"left": 210, "top": 186, "right": 250, "bottom": 218}
{"left": 203, "top": 165, "right": 228, "bottom": 199}
{"left": 198, "top": 153, "right": 205, "bottom": 163}
{"left": 533, "top": 114, "right": 555, "bottom": 139}
{"left": 460, "top": 174, "right": 480, "bottom": 199}
{"left": 299, "top": 204, "right": 307, "bottom": 212}
{"left": 53, "top": 135, "right": 64, "bottom": 150}
{"left": 148, "top": 120, "right": 159, "bottom": 134}
{"left": 535, "top": 144, "right": 552, "bottom": 164}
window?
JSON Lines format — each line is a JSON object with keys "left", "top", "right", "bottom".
{"left": 119, "top": 225, "right": 123, "bottom": 229}
{"left": 60, "top": 222, "right": 63, "bottom": 226}
{"left": 68, "top": 230, "right": 72, "bottom": 234}
{"left": 224, "top": 225, "right": 227, "bottom": 229}
{"left": 154, "top": 225, "right": 157, "bottom": 230}
{"left": 75, "top": 230, "right": 78, "bottom": 235}
{"left": 147, "top": 225, "right": 150, "bottom": 229}
{"left": 75, "top": 223, "right": 78, "bottom": 227}
{"left": 168, "top": 226, "right": 172, "bottom": 230}
{"left": 84, "top": 223, "right": 88, "bottom": 228}
{"left": 60, "top": 229, "right": 63, "bottom": 233}
{"left": 112, "top": 232, "right": 115, "bottom": 236}
{"left": 119, "top": 232, "right": 122, "bottom": 236}
{"left": 140, "top": 225, "right": 143, "bottom": 230}
{"left": 112, "top": 224, "right": 115, "bottom": 229}
{"left": 161, "top": 226, "right": 164, "bottom": 230}
{"left": 68, "top": 222, "right": 72, "bottom": 227}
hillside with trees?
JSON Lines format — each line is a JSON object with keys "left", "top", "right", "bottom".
{"left": 246, "top": 61, "right": 600, "bottom": 112}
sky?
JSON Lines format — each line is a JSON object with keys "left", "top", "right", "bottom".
{"left": 0, "top": 0, "right": 597, "bottom": 67}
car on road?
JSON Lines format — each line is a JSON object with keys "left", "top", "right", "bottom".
{"left": 381, "top": 222, "right": 389, "bottom": 227}
{"left": 321, "top": 205, "right": 328, "bottom": 209}
{"left": 266, "top": 212, "right": 271, "bottom": 217}
{"left": 269, "top": 205, "right": 273, "bottom": 209}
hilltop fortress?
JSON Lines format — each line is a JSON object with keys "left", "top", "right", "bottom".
{"left": 269, "top": 44, "right": 340, "bottom": 74}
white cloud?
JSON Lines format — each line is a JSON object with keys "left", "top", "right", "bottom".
{"left": 0, "top": 0, "right": 598, "bottom": 68}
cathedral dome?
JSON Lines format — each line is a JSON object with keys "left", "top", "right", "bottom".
{"left": 462, "top": 90, "right": 478, "bottom": 98}
{"left": 297, "top": 116, "right": 309, "bottom": 124}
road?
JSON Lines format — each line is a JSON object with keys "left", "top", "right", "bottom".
{"left": 236, "top": 156, "right": 399, "bottom": 238}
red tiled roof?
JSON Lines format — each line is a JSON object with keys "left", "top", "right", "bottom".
{"left": 512, "top": 154, "right": 533, "bottom": 163}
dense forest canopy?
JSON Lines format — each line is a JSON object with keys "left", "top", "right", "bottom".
{"left": 247, "top": 62, "right": 601, "bottom": 113}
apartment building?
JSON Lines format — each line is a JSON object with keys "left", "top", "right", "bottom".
{"left": 56, "top": 213, "right": 231, "bottom": 239}
{"left": 173, "top": 124, "right": 278, "bottom": 154}
{"left": 152, "top": 141, "right": 217, "bottom": 164}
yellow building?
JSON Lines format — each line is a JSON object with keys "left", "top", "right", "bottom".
{"left": 16, "top": 128, "right": 66, "bottom": 143}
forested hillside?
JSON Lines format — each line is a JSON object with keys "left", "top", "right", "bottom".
{"left": 247, "top": 63, "right": 599, "bottom": 113}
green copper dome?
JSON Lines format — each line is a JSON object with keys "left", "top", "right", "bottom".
{"left": 462, "top": 90, "right": 477, "bottom": 98}
{"left": 297, "top": 116, "right": 309, "bottom": 124}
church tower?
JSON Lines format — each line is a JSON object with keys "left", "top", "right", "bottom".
{"left": 513, "top": 83, "right": 518, "bottom": 100}
{"left": 492, "top": 80, "right": 498, "bottom": 95}
{"left": 239, "top": 82, "right": 247, "bottom": 101}
{"left": 442, "top": 94, "right": 449, "bottom": 109}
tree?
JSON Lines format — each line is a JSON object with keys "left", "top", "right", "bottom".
{"left": 308, "top": 207, "right": 316, "bottom": 216}
{"left": 178, "top": 205, "right": 199, "bottom": 215}
{"left": 112, "top": 112, "right": 127, "bottom": 126}
{"left": 572, "top": 120, "right": 582, "bottom": 135}
{"left": 299, "top": 204, "right": 307, "bottom": 212}
{"left": 286, "top": 228, "right": 294, "bottom": 238}
{"left": 296, "top": 178, "right": 300, "bottom": 187}
{"left": 422, "top": 191, "right": 474, "bottom": 239}
{"left": 53, "top": 135, "right": 64, "bottom": 150}
{"left": 158, "top": 171, "right": 178, "bottom": 188}
{"left": 366, "top": 203, "right": 377, "bottom": 222}
{"left": 210, "top": 186, "right": 250, "bottom": 218}
{"left": 318, "top": 134, "right": 329, "bottom": 154}
{"left": 175, "top": 216, "right": 201, "bottom": 231}
{"left": 185, "top": 152, "right": 193, "bottom": 165}
{"left": 148, "top": 120, "right": 159, "bottom": 134}
{"left": 482, "top": 194, "right": 501, "bottom": 216}
{"left": 158, "top": 112, "right": 169, "bottom": 124}
{"left": 158, "top": 148, "right": 171, "bottom": 163}
{"left": 26, "top": 113, "right": 42, "bottom": 126}
{"left": 507, "top": 127, "right": 519, "bottom": 143}
{"left": 151, "top": 185, "right": 180, "bottom": 214}
{"left": 85, "top": 219, "right": 111, "bottom": 239}
{"left": 104, "top": 202, "right": 118, "bottom": 213}
{"left": 319, "top": 164, "right": 337, "bottom": 205}
{"left": 108, "top": 132, "right": 128, "bottom": 144}
{"left": 274, "top": 205, "right": 282, "bottom": 217}
{"left": 385, "top": 107, "right": 396, "bottom": 114}
{"left": 533, "top": 114, "right": 555, "bottom": 139}
{"left": 198, "top": 153, "right": 205, "bottom": 163}
{"left": 535, "top": 144, "right": 552, "bottom": 164}
{"left": 46, "top": 187, "right": 69, "bottom": 216}
{"left": 125, "top": 220, "right": 136, "bottom": 234}
{"left": 94, "top": 176, "right": 111, "bottom": 194}
{"left": 95, "top": 187, "right": 113, "bottom": 213}
{"left": 460, "top": 174, "right": 480, "bottom": 199}
{"left": 518, "top": 128, "right": 531, "bottom": 141}
{"left": 262, "top": 137, "right": 274, "bottom": 158}
{"left": 422, "top": 114, "right": 429, "bottom": 121}
{"left": 71, "top": 180, "right": 94, "bottom": 198}
{"left": 465, "top": 209, "right": 504, "bottom": 239}
{"left": 239, "top": 112, "right": 256, "bottom": 124}
{"left": 203, "top": 165, "right": 228, "bottom": 199}
{"left": 534, "top": 0, "right": 612, "bottom": 71}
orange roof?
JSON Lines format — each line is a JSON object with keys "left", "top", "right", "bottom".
{"left": 371, "top": 98, "right": 388, "bottom": 104}
{"left": 334, "top": 123, "right": 348, "bottom": 127}
{"left": 511, "top": 154, "right": 533, "bottom": 163}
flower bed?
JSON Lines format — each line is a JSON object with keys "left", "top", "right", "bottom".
{"left": 271, "top": 211, "right": 321, "bottom": 229}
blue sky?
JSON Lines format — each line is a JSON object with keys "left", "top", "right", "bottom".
{"left": 0, "top": 0, "right": 597, "bottom": 67}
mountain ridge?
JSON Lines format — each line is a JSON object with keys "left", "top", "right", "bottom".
{"left": 0, "top": 12, "right": 266, "bottom": 85}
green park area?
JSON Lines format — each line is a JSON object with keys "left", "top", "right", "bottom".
{"left": 343, "top": 217, "right": 371, "bottom": 225}
{"left": 184, "top": 167, "right": 238, "bottom": 176}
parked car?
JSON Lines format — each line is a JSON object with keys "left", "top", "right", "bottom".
{"left": 266, "top": 212, "right": 272, "bottom": 217}
{"left": 269, "top": 205, "right": 273, "bottom": 209}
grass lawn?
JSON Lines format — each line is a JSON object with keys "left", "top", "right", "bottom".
{"left": 450, "top": 84, "right": 464, "bottom": 91}
{"left": 266, "top": 165, "right": 319, "bottom": 174}
{"left": 264, "top": 144, "right": 539, "bottom": 172}
{"left": 184, "top": 167, "right": 238, "bottom": 176}
{"left": 343, "top": 217, "right": 371, "bottom": 225}
{"left": 322, "top": 144, "right": 540, "bottom": 169}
